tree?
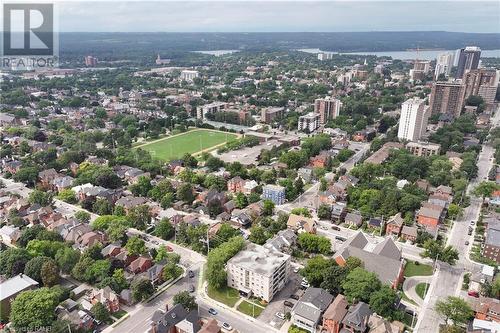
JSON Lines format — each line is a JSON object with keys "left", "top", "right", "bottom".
{"left": 41, "top": 261, "right": 59, "bottom": 287}
{"left": 125, "top": 236, "right": 146, "bottom": 256}
{"left": 10, "top": 287, "right": 60, "bottom": 331}
{"left": 249, "top": 226, "right": 269, "bottom": 245}
{"left": 183, "top": 153, "right": 198, "bottom": 168}
{"left": 317, "top": 204, "right": 331, "bottom": 220}
{"left": 422, "top": 240, "right": 459, "bottom": 265}
{"left": 206, "top": 236, "right": 244, "bottom": 289}
{"left": 91, "top": 302, "right": 110, "bottom": 322}
{"left": 17, "top": 225, "right": 44, "bottom": 247}
{"left": 13, "top": 166, "right": 39, "bottom": 186}
{"left": 26, "top": 239, "right": 65, "bottom": 258}
{"left": 297, "top": 233, "right": 331, "bottom": 254}
{"left": 0, "top": 248, "right": 32, "bottom": 277}
{"left": 57, "top": 189, "right": 77, "bottom": 204}
{"left": 173, "top": 291, "right": 197, "bottom": 311}
{"left": 320, "top": 265, "right": 349, "bottom": 294}
{"left": 111, "top": 268, "right": 129, "bottom": 293}
{"left": 28, "top": 189, "right": 53, "bottom": 206}
{"left": 177, "top": 183, "right": 194, "bottom": 203}
{"left": 75, "top": 211, "right": 91, "bottom": 223}
{"left": 447, "top": 204, "right": 463, "bottom": 220}
{"left": 129, "top": 175, "right": 153, "bottom": 197}
{"left": 127, "top": 205, "right": 151, "bottom": 230}
{"left": 235, "top": 192, "right": 248, "bottom": 209}
{"left": 155, "top": 218, "right": 174, "bottom": 240}
{"left": 24, "top": 256, "right": 52, "bottom": 282}
{"left": 291, "top": 207, "right": 312, "bottom": 217}
{"left": 369, "top": 286, "right": 399, "bottom": 320}
{"left": 301, "top": 256, "right": 334, "bottom": 287}
{"left": 92, "top": 198, "right": 113, "bottom": 215}
{"left": 263, "top": 200, "right": 275, "bottom": 216}
{"left": 162, "top": 262, "right": 182, "bottom": 281}
{"left": 473, "top": 181, "right": 500, "bottom": 200}
{"left": 435, "top": 296, "right": 474, "bottom": 326}
{"left": 341, "top": 267, "right": 381, "bottom": 303}
{"left": 131, "top": 278, "right": 154, "bottom": 302}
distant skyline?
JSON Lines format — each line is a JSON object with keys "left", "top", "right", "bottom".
{"left": 55, "top": 1, "right": 500, "bottom": 33}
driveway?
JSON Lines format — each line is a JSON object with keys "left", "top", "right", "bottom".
{"left": 403, "top": 275, "right": 433, "bottom": 307}
{"left": 258, "top": 271, "right": 302, "bottom": 329}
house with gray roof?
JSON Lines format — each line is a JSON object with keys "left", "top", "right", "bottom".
{"left": 334, "top": 232, "right": 405, "bottom": 288}
{"left": 291, "top": 287, "right": 334, "bottom": 333}
{"left": 341, "top": 302, "right": 373, "bottom": 333}
{"left": 149, "top": 304, "right": 201, "bottom": 333}
{"left": 482, "top": 221, "right": 500, "bottom": 264}
{"left": 0, "top": 274, "right": 39, "bottom": 320}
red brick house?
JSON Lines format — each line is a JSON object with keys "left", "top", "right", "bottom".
{"left": 127, "top": 256, "right": 153, "bottom": 274}
{"left": 227, "top": 176, "right": 245, "bottom": 194}
{"left": 91, "top": 287, "right": 120, "bottom": 313}
{"left": 385, "top": 213, "right": 404, "bottom": 237}
{"left": 323, "top": 294, "right": 349, "bottom": 333}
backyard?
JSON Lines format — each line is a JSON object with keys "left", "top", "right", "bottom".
{"left": 404, "top": 261, "right": 433, "bottom": 277}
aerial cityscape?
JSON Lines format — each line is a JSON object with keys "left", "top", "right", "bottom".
{"left": 0, "top": 1, "right": 500, "bottom": 333}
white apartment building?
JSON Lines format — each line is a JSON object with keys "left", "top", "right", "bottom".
{"left": 317, "top": 52, "right": 334, "bottom": 61}
{"left": 314, "top": 97, "right": 342, "bottom": 124}
{"left": 180, "top": 70, "right": 199, "bottom": 81}
{"left": 226, "top": 243, "right": 291, "bottom": 302}
{"left": 196, "top": 101, "right": 228, "bottom": 119}
{"left": 298, "top": 112, "right": 320, "bottom": 132}
{"left": 435, "top": 52, "right": 454, "bottom": 79}
{"left": 397, "top": 98, "right": 430, "bottom": 142}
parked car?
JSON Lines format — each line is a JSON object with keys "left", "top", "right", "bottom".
{"left": 290, "top": 294, "right": 300, "bottom": 300}
{"left": 331, "top": 225, "right": 340, "bottom": 231}
{"left": 188, "top": 270, "right": 195, "bottom": 278}
{"left": 208, "top": 308, "right": 218, "bottom": 315}
{"left": 465, "top": 241, "right": 469, "bottom": 246}
{"left": 222, "top": 322, "right": 233, "bottom": 331}
{"left": 293, "top": 267, "right": 299, "bottom": 273}
{"left": 275, "top": 312, "right": 285, "bottom": 320}
{"left": 166, "top": 245, "right": 173, "bottom": 252}
{"left": 188, "top": 285, "right": 195, "bottom": 293}
{"left": 470, "top": 221, "right": 476, "bottom": 225}
{"left": 284, "top": 300, "right": 294, "bottom": 307}
{"left": 468, "top": 290, "right": 479, "bottom": 298}
{"left": 300, "top": 281, "right": 310, "bottom": 289}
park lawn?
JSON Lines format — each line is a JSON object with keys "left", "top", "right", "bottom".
{"left": 207, "top": 285, "right": 240, "bottom": 307}
{"left": 237, "top": 300, "right": 264, "bottom": 318}
{"left": 404, "top": 261, "right": 433, "bottom": 277}
{"left": 136, "top": 129, "right": 238, "bottom": 161}
{"left": 415, "top": 283, "right": 430, "bottom": 300}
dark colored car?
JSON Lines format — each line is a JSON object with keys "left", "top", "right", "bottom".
{"left": 188, "top": 270, "right": 195, "bottom": 278}
{"left": 284, "top": 300, "right": 295, "bottom": 307}
{"left": 290, "top": 294, "right": 300, "bottom": 300}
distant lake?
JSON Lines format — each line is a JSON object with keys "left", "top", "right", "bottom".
{"left": 193, "top": 50, "right": 240, "bottom": 56}
{"left": 297, "top": 48, "right": 500, "bottom": 60}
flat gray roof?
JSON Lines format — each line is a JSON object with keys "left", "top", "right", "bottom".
{"left": 228, "top": 243, "right": 290, "bottom": 277}
{"left": 0, "top": 274, "right": 38, "bottom": 300}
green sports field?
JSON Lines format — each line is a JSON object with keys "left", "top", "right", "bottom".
{"left": 136, "top": 129, "right": 238, "bottom": 161}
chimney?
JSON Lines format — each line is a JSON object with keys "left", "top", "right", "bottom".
{"left": 165, "top": 303, "right": 168, "bottom": 312}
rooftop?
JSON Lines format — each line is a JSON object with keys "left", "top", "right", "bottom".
{"left": 0, "top": 274, "right": 39, "bottom": 300}
{"left": 227, "top": 243, "right": 290, "bottom": 277}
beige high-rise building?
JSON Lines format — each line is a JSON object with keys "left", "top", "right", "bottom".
{"left": 429, "top": 81, "right": 466, "bottom": 117}
{"left": 314, "top": 97, "right": 342, "bottom": 124}
{"left": 435, "top": 53, "right": 454, "bottom": 79}
{"left": 226, "top": 243, "right": 290, "bottom": 302}
{"left": 397, "top": 98, "right": 430, "bottom": 142}
{"left": 463, "top": 68, "right": 499, "bottom": 105}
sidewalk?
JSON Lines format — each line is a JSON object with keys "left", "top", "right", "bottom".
{"left": 402, "top": 275, "right": 432, "bottom": 307}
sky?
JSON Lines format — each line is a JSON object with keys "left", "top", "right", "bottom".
{"left": 55, "top": 1, "right": 500, "bottom": 33}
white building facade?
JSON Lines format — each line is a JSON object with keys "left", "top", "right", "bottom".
{"left": 298, "top": 113, "right": 320, "bottom": 132}
{"left": 397, "top": 98, "right": 430, "bottom": 142}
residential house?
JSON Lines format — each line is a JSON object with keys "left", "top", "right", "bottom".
{"left": 227, "top": 176, "right": 245, "bottom": 193}
{"left": 264, "top": 229, "right": 297, "bottom": 253}
{"left": 0, "top": 274, "right": 39, "bottom": 320}
{"left": 115, "top": 196, "right": 149, "bottom": 213}
{"left": 101, "top": 244, "right": 122, "bottom": 258}
{"left": 298, "top": 168, "right": 313, "bottom": 183}
{"left": 473, "top": 297, "right": 500, "bottom": 323}
{"left": 52, "top": 176, "right": 75, "bottom": 192}
{"left": 401, "top": 226, "right": 418, "bottom": 243}
{"left": 341, "top": 302, "right": 373, "bottom": 333}
{"left": 90, "top": 286, "right": 120, "bottom": 313}
{"left": 0, "top": 225, "right": 21, "bottom": 245}
{"left": 127, "top": 256, "right": 153, "bottom": 274}
{"left": 385, "top": 213, "right": 404, "bottom": 237}
{"left": 334, "top": 232, "right": 405, "bottom": 288}
{"left": 322, "top": 294, "right": 349, "bottom": 333}
{"left": 2, "top": 160, "right": 22, "bottom": 174}
{"left": 292, "top": 287, "right": 334, "bottom": 333}
{"left": 345, "top": 212, "right": 363, "bottom": 228}
{"left": 368, "top": 218, "right": 383, "bottom": 230}
{"left": 144, "top": 262, "right": 166, "bottom": 285}
{"left": 417, "top": 202, "right": 445, "bottom": 229}
{"left": 77, "top": 231, "right": 107, "bottom": 249}
{"left": 331, "top": 203, "right": 347, "bottom": 223}
{"left": 368, "top": 314, "right": 404, "bottom": 333}
{"left": 38, "top": 168, "right": 60, "bottom": 189}
{"left": 287, "top": 214, "right": 317, "bottom": 234}
{"left": 198, "top": 318, "right": 221, "bottom": 333}
{"left": 482, "top": 222, "right": 500, "bottom": 264}
{"left": 149, "top": 304, "right": 201, "bottom": 333}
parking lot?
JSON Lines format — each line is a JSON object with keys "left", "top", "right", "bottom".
{"left": 258, "top": 270, "right": 303, "bottom": 328}
{"left": 214, "top": 139, "right": 281, "bottom": 165}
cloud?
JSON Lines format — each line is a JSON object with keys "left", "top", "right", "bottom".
{"left": 56, "top": 1, "right": 500, "bottom": 32}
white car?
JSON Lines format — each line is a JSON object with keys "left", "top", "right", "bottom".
{"left": 301, "top": 281, "right": 311, "bottom": 288}
{"left": 293, "top": 267, "right": 299, "bottom": 273}
{"left": 275, "top": 312, "right": 285, "bottom": 320}
{"left": 222, "top": 322, "right": 233, "bottom": 331}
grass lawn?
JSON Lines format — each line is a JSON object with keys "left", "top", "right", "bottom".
{"left": 400, "top": 292, "right": 417, "bottom": 306}
{"left": 207, "top": 285, "right": 240, "bottom": 307}
{"left": 237, "top": 300, "right": 264, "bottom": 318}
{"left": 136, "top": 129, "right": 238, "bottom": 161}
{"left": 404, "top": 261, "right": 433, "bottom": 277}
{"left": 415, "top": 283, "right": 430, "bottom": 300}
{"left": 113, "top": 309, "right": 128, "bottom": 319}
